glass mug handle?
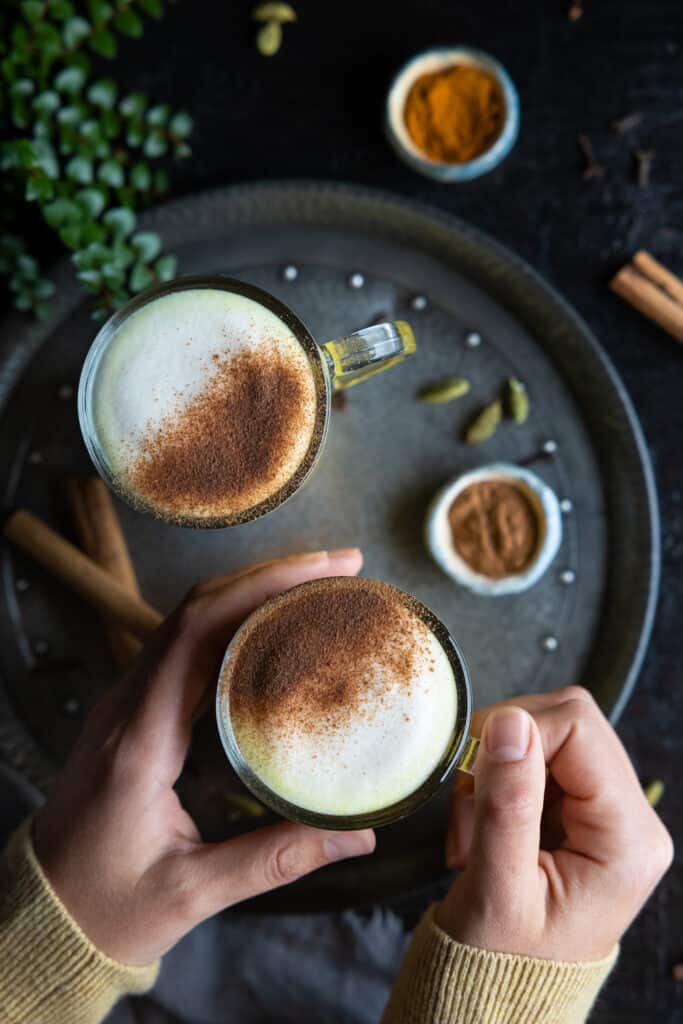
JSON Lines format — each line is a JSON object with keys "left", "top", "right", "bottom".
{"left": 457, "top": 734, "right": 480, "bottom": 776}
{"left": 322, "top": 321, "right": 416, "bottom": 390}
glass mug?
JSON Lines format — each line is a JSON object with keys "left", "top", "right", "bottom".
{"left": 216, "top": 580, "right": 480, "bottom": 831}
{"left": 78, "top": 275, "right": 416, "bottom": 528}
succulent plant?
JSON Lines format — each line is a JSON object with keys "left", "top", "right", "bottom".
{"left": 0, "top": 0, "right": 193, "bottom": 320}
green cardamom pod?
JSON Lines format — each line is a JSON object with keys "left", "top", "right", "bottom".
{"left": 256, "top": 20, "right": 283, "bottom": 56}
{"left": 644, "top": 780, "right": 664, "bottom": 807}
{"left": 465, "top": 399, "right": 502, "bottom": 444}
{"left": 508, "top": 377, "right": 530, "bottom": 424}
{"left": 253, "top": 2, "right": 297, "bottom": 22}
{"left": 418, "top": 376, "right": 471, "bottom": 404}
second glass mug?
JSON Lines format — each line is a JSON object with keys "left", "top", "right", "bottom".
{"left": 216, "top": 583, "right": 480, "bottom": 830}
{"left": 78, "top": 275, "right": 416, "bottom": 528}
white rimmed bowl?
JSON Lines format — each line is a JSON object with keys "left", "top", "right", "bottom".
{"left": 425, "top": 464, "right": 562, "bottom": 596}
{"left": 385, "top": 45, "right": 520, "bottom": 182}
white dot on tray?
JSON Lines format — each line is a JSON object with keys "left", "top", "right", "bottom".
{"left": 560, "top": 499, "right": 573, "bottom": 513}
{"left": 348, "top": 272, "right": 365, "bottom": 289}
{"left": 282, "top": 264, "right": 298, "bottom": 282}
{"left": 542, "top": 635, "right": 559, "bottom": 652}
{"left": 465, "top": 331, "right": 482, "bottom": 348}
{"left": 560, "top": 569, "right": 576, "bottom": 584}
{"left": 411, "top": 294, "right": 428, "bottom": 311}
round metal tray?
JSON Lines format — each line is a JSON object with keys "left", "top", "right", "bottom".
{"left": 0, "top": 182, "right": 659, "bottom": 911}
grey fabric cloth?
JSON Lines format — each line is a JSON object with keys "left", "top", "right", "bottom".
{"left": 108, "top": 909, "right": 407, "bottom": 1024}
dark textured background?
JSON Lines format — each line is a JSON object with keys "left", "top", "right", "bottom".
{"left": 5, "top": 1, "right": 683, "bottom": 1019}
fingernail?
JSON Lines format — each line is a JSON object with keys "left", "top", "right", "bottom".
{"left": 485, "top": 707, "right": 531, "bottom": 762}
{"left": 327, "top": 547, "right": 362, "bottom": 560}
{"left": 324, "top": 831, "right": 375, "bottom": 862}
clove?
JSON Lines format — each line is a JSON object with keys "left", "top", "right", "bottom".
{"left": 635, "top": 149, "right": 654, "bottom": 188}
{"left": 577, "top": 133, "right": 605, "bottom": 180}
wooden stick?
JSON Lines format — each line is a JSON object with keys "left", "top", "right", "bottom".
{"left": 632, "top": 250, "right": 683, "bottom": 306}
{"left": 65, "top": 477, "right": 142, "bottom": 666}
{"left": 3, "top": 509, "right": 163, "bottom": 637}
{"left": 609, "top": 263, "right": 683, "bottom": 345}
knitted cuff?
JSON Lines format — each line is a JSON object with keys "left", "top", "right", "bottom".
{"left": 0, "top": 818, "right": 159, "bottom": 1024}
{"left": 382, "top": 904, "right": 618, "bottom": 1024}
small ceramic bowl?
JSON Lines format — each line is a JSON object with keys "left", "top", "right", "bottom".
{"left": 425, "top": 464, "right": 562, "bottom": 596}
{"left": 386, "top": 45, "right": 519, "bottom": 182}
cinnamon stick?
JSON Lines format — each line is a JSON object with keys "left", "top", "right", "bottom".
{"left": 3, "top": 509, "right": 162, "bottom": 637}
{"left": 65, "top": 477, "right": 142, "bottom": 666}
{"left": 609, "top": 252, "right": 683, "bottom": 345}
{"left": 632, "top": 251, "right": 683, "bottom": 306}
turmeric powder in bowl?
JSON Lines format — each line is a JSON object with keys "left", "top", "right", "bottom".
{"left": 386, "top": 46, "right": 519, "bottom": 182}
{"left": 405, "top": 65, "right": 505, "bottom": 164}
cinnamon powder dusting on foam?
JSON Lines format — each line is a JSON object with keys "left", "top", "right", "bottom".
{"left": 126, "top": 346, "right": 313, "bottom": 519}
{"left": 224, "top": 578, "right": 432, "bottom": 744}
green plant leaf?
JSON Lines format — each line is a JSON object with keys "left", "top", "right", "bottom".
{"left": 97, "top": 159, "right": 124, "bottom": 186}
{"left": 101, "top": 263, "right": 126, "bottom": 288}
{"left": 168, "top": 111, "right": 192, "bottom": 137}
{"left": 90, "top": 28, "right": 117, "bottom": 57}
{"left": 126, "top": 123, "right": 144, "bottom": 147}
{"left": 11, "top": 99, "right": 30, "bottom": 129}
{"left": 131, "top": 231, "right": 161, "bottom": 261}
{"left": 111, "top": 243, "right": 135, "bottom": 268}
{"left": 137, "top": 0, "right": 163, "bottom": 17}
{"left": 57, "top": 104, "right": 81, "bottom": 124}
{"left": 80, "top": 119, "right": 102, "bottom": 142}
{"left": 66, "top": 154, "right": 93, "bottom": 183}
{"left": 25, "top": 174, "right": 55, "bottom": 202}
{"left": 129, "top": 261, "right": 153, "bottom": 291}
{"left": 88, "top": 0, "right": 113, "bottom": 22}
{"left": 130, "top": 161, "right": 151, "bottom": 189}
{"left": 10, "top": 78, "right": 35, "bottom": 97}
{"left": 34, "top": 140, "right": 60, "bottom": 178}
{"left": 21, "top": 2, "right": 46, "bottom": 24}
{"left": 44, "top": 197, "right": 82, "bottom": 227}
{"left": 154, "top": 253, "right": 176, "bottom": 280}
{"left": 50, "top": 1, "right": 76, "bottom": 19}
{"left": 146, "top": 103, "right": 170, "bottom": 126}
{"left": 103, "top": 206, "right": 136, "bottom": 237}
{"left": 33, "top": 90, "right": 61, "bottom": 114}
{"left": 75, "top": 187, "right": 107, "bottom": 217}
{"left": 143, "top": 132, "right": 167, "bottom": 158}
{"left": 73, "top": 241, "right": 110, "bottom": 268}
{"left": 54, "top": 66, "right": 86, "bottom": 93}
{"left": 119, "top": 91, "right": 146, "bottom": 117}
{"left": 63, "top": 16, "right": 91, "bottom": 47}
{"left": 59, "top": 222, "right": 84, "bottom": 248}
{"left": 76, "top": 267, "right": 103, "bottom": 290}
{"left": 87, "top": 78, "right": 117, "bottom": 108}
{"left": 34, "top": 278, "right": 56, "bottom": 299}
{"left": 114, "top": 8, "right": 143, "bottom": 36}
{"left": 100, "top": 108, "right": 120, "bottom": 137}
{"left": 79, "top": 221, "right": 107, "bottom": 244}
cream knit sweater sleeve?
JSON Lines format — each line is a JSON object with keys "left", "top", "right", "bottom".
{"left": 0, "top": 820, "right": 159, "bottom": 1024}
{"left": 0, "top": 822, "right": 617, "bottom": 1024}
{"left": 382, "top": 905, "right": 618, "bottom": 1024}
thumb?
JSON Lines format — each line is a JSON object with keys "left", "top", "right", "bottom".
{"left": 185, "top": 822, "right": 375, "bottom": 920}
{"left": 468, "top": 706, "right": 545, "bottom": 900}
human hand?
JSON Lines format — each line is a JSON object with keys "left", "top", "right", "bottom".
{"left": 33, "top": 549, "right": 375, "bottom": 967}
{"left": 438, "top": 687, "right": 673, "bottom": 961}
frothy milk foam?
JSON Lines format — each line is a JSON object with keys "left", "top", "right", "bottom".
{"left": 92, "top": 288, "right": 318, "bottom": 520}
{"left": 220, "top": 578, "right": 458, "bottom": 817}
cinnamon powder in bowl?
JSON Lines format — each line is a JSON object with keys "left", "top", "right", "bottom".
{"left": 425, "top": 464, "right": 562, "bottom": 596}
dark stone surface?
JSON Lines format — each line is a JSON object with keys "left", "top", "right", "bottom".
{"left": 4, "top": 0, "right": 682, "bottom": 1018}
